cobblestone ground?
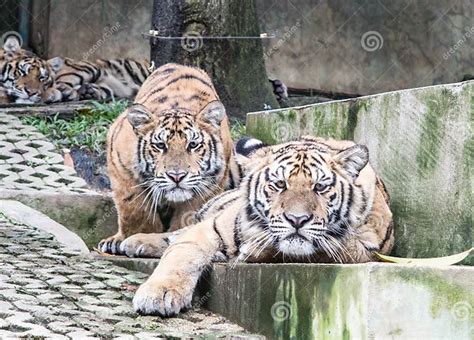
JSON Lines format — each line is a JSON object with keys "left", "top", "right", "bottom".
{"left": 0, "top": 112, "right": 89, "bottom": 193}
{"left": 0, "top": 213, "right": 252, "bottom": 339}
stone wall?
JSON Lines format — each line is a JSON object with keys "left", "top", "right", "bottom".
{"left": 257, "top": 0, "right": 473, "bottom": 94}
{"left": 30, "top": 0, "right": 153, "bottom": 61}
{"left": 246, "top": 81, "right": 473, "bottom": 263}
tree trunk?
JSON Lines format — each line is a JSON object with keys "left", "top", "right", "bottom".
{"left": 150, "top": 0, "right": 279, "bottom": 120}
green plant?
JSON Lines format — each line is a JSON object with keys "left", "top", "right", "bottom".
{"left": 21, "top": 100, "right": 128, "bottom": 154}
{"left": 230, "top": 119, "right": 246, "bottom": 140}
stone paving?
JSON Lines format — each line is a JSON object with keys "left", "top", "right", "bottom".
{"left": 0, "top": 213, "right": 254, "bottom": 339}
{"left": 0, "top": 113, "right": 89, "bottom": 193}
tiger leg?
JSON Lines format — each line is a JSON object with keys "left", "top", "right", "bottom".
{"left": 133, "top": 221, "right": 222, "bottom": 316}
{"left": 42, "top": 87, "right": 62, "bottom": 103}
{"left": 78, "top": 82, "right": 113, "bottom": 100}
{"left": 55, "top": 83, "right": 80, "bottom": 101}
{"left": 120, "top": 228, "right": 187, "bottom": 258}
{"left": 98, "top": 198, "right": 165, "bottom": 254}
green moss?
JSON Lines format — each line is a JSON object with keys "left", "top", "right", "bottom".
{"left": 415, "top": 89, "right": 455, "bottom": 175}
{"left": 389, "top": 269, "right": 474, "bottom": 318}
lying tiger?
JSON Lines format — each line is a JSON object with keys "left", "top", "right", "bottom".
{"left": 48, "top": 56, "right": 151, "bottom": 101}
{"left": 98, "top": 63, "right": 244, "bottom": 254}
{"left": 123, "top": 136, "right": 394, "bottom": 316}
{"left": 0, "top": 35, "right": 61, "bottom": 104}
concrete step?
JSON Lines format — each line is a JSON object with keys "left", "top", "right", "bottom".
{"left": 246, "top": 80, "right": 473, "bottom": 264}
{"left": 99, "top": 255, "right": 474, "bottom": 340}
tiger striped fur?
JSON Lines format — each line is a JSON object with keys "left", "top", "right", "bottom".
{"left": 124, "top": 136, "right": 394, "bottom": 316}
{"left": 48, "top": 56, "right": 151, "bottom": 101}
{"left": 98, "top": 63, "right": 243, "bottom": 254}
{"left": 0, "top": 35, "right": 61, "bottom": 104}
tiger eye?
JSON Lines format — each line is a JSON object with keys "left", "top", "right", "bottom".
{"left": 274, "top": 180, "right": 286, "bottom": 189}
{"left": 314, "top": 183, "right": 327, "bottom": 192}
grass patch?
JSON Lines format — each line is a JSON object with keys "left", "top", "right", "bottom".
{"left": 21, "top": 100, "right": 128, "bottom": 154}
{"left": 230, "top": 119, "right": 246, "bottom": 140}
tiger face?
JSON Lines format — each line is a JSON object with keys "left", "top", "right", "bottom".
{"left": 1, "top": 57, "right": 56, "bottom": 104}
{"left": 246, "top": 141, "right": 370, "bottom": 257}
{"left": 127, "top": 101, "right": 227, "bottom": 203}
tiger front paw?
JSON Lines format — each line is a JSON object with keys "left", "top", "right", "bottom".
{"left": 78, "top": 83, "right": 109, "bottom": 100}
{"left": 120, "top": 233, "right": 169, "bottom": 258}
{"left": 98, "top": 234, "right": 124, "bottom": 254}
{"left": 133, "top": 276, "right": 194, "bottom": 316}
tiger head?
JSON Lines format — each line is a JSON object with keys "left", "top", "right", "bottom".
{"left": 127, "top": 101, "right": 229, "bottom": 203}
{"left": 1, "top": 36, "right": 57, "bottom": 104}
{"left": 244, "top": 138, "right": 371, "bottom": 258}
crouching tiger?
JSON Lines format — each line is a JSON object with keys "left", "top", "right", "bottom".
{"left": 124, "top": 136, "right": 394, "bottom": 316}
{"left": 98, "top": 63, "right": 243, "bottom": 254}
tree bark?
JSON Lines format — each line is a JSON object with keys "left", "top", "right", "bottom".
{"left": 150, "top": 0, "right": 278, "bottom": 120}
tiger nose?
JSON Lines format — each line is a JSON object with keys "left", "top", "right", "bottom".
{"left": 284, "top": 213, "right": 313, "bottom": 229}
{"left": 166, "top": 170, "right": 188, "bottom": 183}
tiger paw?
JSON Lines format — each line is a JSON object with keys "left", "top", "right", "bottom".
{"left": 98, "top": 234, "right": 124, "bottom": 254}
{"left": 120, "top": 233, "right": 169, "bottom": 258}
{"left": 78, "top": 83, "right": 109, "bottom": 100}
{"left": 133, "top": 276, "right": 193, "bottom": 316}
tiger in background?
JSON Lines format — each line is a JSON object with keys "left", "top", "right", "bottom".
{"left": 98, "top": 63, "right": 245, "bottom": 254}
{"left": 0, "top": 35, "right": 61, "bottom": 104}
{"left": 47, "top": 56, "right": 151, "bottom": 102}
{"left": 50, "top": 56, "right": 288, "bottom": 103}
{"left": 119, "top": 136, "right": 394, "bottom": 316}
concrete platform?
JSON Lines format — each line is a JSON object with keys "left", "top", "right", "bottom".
{"left": 95, "top": 254, "right": 474, "bottom": 340}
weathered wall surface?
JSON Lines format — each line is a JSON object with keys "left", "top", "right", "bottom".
{"left": 247, "top": 81, "right": 473, "bottom": 263}
{"left": 205, "top": 263, "right": 474, "bottom": 339}
{"left": 257, "top": 0, "right": 474, "bottom": 94}
{"left": 32, "top": 0, "right": 153, "bottom": 61}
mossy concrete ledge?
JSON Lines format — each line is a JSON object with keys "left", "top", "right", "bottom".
{"left": 246, "top": 81, "right": 473, "bottom": 264}
{"left": 204, "top": 262, "right": 474, "bottom": 339}
{"left": 0, "top": 189, "right": 117, "bottom": 249}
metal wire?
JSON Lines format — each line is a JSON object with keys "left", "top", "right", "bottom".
{"left": 142, "top": 30, "right": 275, "bottom": 40}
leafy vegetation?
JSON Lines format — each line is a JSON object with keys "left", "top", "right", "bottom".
{"left": 21, "top": 100, "right": 128, "bottom": 154}
{"left": 230, "top": 119, "right": 246, "bottom": 140}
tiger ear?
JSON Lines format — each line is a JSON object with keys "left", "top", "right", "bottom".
{"left": 199, "top": 101, "right": 226, "bottom": 127}
{"left": 127, "top": 104, "right": 152, "bottom": 132}
{"left": 3, "top": 35, "right": 21, "bottom": 54}
{"left": 47, "top": 57, "right": 65, "bottom": 73}
{"left": 238, "top": 146, "right": 273, "bottom": 173}
{"left": 333, "top": 144, "right": 369, "bottom": 179}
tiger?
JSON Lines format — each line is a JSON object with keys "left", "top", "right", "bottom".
{"left": 97, "top": 63, "right": 244, "bottom": 254}
{"left": 48, "top": 56, "right": 151, "bottom": 101}
{"left": 48, "top": 56, "right": 288, "bottom": 104}
{"left": 121, "top": 136, "right": 395, "bottom": 316}
{"left": 0, "top": 35, "right": 61, "bottom": 104}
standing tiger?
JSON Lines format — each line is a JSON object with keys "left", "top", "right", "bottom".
{"left": 48, "top": 56, "right": 151, "bottom": 102}
{"left": 98, "top": 63, "right": 243, "bottom": 254}
{"left": 0, "top": 35, "right": 61, "bottom": 104}
{"left": 123, "top": 136, "right": 394, "bottom": 316}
